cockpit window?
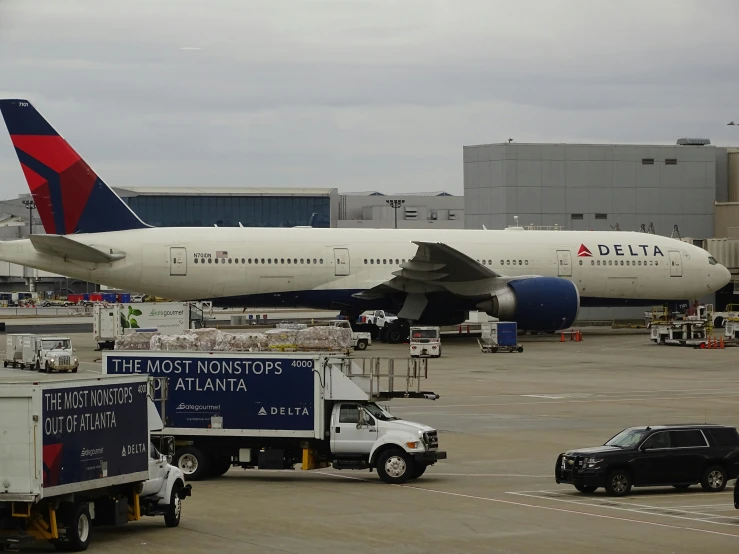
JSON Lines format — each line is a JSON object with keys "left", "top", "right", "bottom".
{"left": 708, "top": 256, "right": 718, "bottom": 266}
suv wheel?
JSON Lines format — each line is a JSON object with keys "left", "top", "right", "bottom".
{"left": 605, "top": 469, "right": 632, "bottom": 496}
{"left": 574, "top": 485, "right": 597, "bottom": 494}
{"left": 701, "top": 465, "right": 727, "bottom": 492}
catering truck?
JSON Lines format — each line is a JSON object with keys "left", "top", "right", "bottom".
{"left": 103, "top": 352, "right": 446, "bottom": 484}
{"left": 93, "top": 302, "right": 209, "bottom": 350}
{"left": 0, "top": 376, "right": 191, "bottom": 551}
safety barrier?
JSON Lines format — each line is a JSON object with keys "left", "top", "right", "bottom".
{"left": 560, "top": 329, "right": 583, "bottom": 342}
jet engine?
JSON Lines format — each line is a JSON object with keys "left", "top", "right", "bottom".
{"left": 476, "top": 277, "right": 580, "bottom": 331}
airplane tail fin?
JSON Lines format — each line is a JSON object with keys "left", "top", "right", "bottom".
{"left": 0, "top": 99, "right": 150, "bottom": 235}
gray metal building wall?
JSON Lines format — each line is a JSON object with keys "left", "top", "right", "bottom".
{"left": 464, "top": 143, "right": 720, "bottom": 238}
{"left": 463, "top": 142, "right": 726, "bottom": 321}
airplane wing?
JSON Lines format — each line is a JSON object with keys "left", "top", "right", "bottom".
{"left": 353, "top": 241, "right": 501, "bottom": 300}
{"left": 30, "top": 235, "right": 126, "bottom": 263}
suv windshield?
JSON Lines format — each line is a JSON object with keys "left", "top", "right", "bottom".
{"left": 364, "top": 403, "right": 399, "bottom": 421}
{"left": 605, "top": 428, "right": 650, "bottom": 448}
{"left": 41, "top": 339, "right": 70, "bottom": 350}
{"left": 411, "top": 329, "right": 439, "bottom": 339}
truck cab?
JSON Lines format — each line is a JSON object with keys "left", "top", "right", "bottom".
{"left": 138, "top": 438, "right": 191, "bottom": 527}
{"left": 329, "top": 401, "right": 443, "bottom": 483}
{"left": 409, "top": 326, "right": 441, "bottom": 358}
{"left": 328, "top": 320, "right": 371, "bottom": 351}
{"left": 22, "top": 336, "right": 79, "bottom": 373}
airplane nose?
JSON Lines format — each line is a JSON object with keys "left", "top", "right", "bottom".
{"left": 721, "top": 264, "right": 732, "bottom": 287}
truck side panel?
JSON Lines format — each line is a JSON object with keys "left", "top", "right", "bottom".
{"left": 42, "top": 381, "right": 150, "bottom": 495}
{"left": 104, "top": 353, "right": 316, "bottom": 432}
{"left": 0, "top": 395, "right": 37, "bottom": 496}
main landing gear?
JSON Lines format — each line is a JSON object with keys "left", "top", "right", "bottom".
{"left": 380, "top": 319, "right": 410, "bottom": 344}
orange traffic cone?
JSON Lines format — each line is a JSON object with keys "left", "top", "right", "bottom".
{"left": 578, "top": 330, "right": 583, "bottom": 342}
{"left": 720, "top": 336, "right": 725, "bottom": 349}
{"left": 560, "top": 331, "right": 565, "bottom": 342}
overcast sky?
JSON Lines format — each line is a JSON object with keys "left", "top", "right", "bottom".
{"left": 1, "top": 0, "right": 738, "bottom": 197}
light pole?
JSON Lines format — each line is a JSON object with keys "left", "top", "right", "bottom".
{"left": 22, "top": 199, "right": 35, "bottom": 236}
{"left": 386, "top": 199, "right": 405, "bottom": 229}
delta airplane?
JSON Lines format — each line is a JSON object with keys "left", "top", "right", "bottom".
{"left": 0, "top": 99, "right": 731, "bottom": 342}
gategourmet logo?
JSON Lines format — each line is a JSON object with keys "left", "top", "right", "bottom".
{"left": 176, "top": 403, "right": 221, "bottom": 412}
{"left": 149, "top": 309, "right": 185, "bottom": 317}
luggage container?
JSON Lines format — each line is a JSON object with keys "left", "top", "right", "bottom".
{"left": 478, "top": 322, "right": 523, "bottom": 353}
{"left": 3, "top": 333, "right": 35, "bottom": 368}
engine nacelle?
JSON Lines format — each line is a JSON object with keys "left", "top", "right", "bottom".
{"left": 476, "top": 277, "right": 580, "bottom": 331}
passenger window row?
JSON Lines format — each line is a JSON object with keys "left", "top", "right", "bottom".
{"left": 580, "top": 259, "right": 660, "bottom": 267}
{"left": 193, "top": 257, "right": 324, "bottom": 265}
{"left": 364, "top": 259, "right": 408, "bottom": 265}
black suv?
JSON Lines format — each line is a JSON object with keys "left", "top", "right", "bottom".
{"left": 555, "top": 424, "right": 739, "bottom": 496}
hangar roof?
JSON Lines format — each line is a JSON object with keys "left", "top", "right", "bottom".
{"left": 114, "top": 186, "right": 337, "bottom": 197}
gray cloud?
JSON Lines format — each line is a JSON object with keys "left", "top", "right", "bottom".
{"left": 1, "top": 0, "right": 738, "bottom": 197}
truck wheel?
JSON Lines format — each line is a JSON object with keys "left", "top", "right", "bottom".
{"left": 376, "top": 448, "right": 413, "bottom": 484}
{"left": 35, "top": 361, "right": 40, "bottom": 371}
{"left": 356, "top": 340, "right": 368, "bottom": 351}
{"left": 2, "top": 361, "right": 6, "bottom": 368}
{"left": 701, "top": 465, "right": 728, "bottom": 492}
{"left": 44, "top": 362, "right": 50, "bottom": 373}
{"left": 64, "top": 503, "right": 92, "bottom": 551}
{"left": 72, "top": 367, "right": 78, "bottom": 373}
{"left": 605, "top": 469, "right": 632, "bottom": 496}
{"left": 174, "top": 446, "right": 209, "bottom": 481}
{"left": 164, "top": 481, "right": 183, "bottom": 528}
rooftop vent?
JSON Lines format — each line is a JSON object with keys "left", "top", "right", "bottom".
{"left": 677, "top": 138, "right": 711, "bottom": 146}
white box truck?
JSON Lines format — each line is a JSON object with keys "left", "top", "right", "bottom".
{"left": 93, "top": 302, "right": 207, "bottom": 350}
{"left": 0, "top": 376, "right": 191, "bottom": 552}
{"left": 103, "top": 351, "right": 446, "bottom": 485}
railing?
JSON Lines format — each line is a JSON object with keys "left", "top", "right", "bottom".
{"left": 349, "top": 357, "right": 435, "bottom": 400}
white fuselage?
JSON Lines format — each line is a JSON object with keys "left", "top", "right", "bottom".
{"left": 0, "top": 227, "right": 729, "bottom": 311}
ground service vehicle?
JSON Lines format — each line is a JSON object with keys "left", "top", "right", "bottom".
{"left": 478, "top": 322, "right": 523, "bottom": 353}
{"left": 556, "top": 424, "right": 739, "bottom": 497}
{"left": 356, "top": 310, "right": 401, "bottom": 341}
{"left": 6, "top": 335, "right": 80, "bottom": 372}
{"left": 0, "top": 376, "right": 191, "bottom": 551}
{"left": 409, "top": 326, "right": 441, "bottom": 358}
{"left": 93, "top": 302, "right": 207, "bottom": 350}
{"left": 103, "top": 351, "right": 446, "bottom": 484}
{"left": 328, "top": 320, "right": 371, "bottom": 350}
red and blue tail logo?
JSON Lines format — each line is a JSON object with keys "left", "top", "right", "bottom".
{"left": 0, "top": 99, "right": 149, "bottom": 235}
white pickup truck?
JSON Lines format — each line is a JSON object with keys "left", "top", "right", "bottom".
{"left": 328, "top": 320, "right": 371, "bottom": 350}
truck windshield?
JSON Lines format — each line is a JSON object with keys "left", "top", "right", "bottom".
{"left": 411, "top": 330, "right": 438, "bottom": 339}
{"left": 364, "top": 403, "right": 399, "bottom": 421}
{"left": 605, "top": 428, "right": 650, "bottom": 448}
{"left": 42, "top": 340, "right": 70, "bottom": 349}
